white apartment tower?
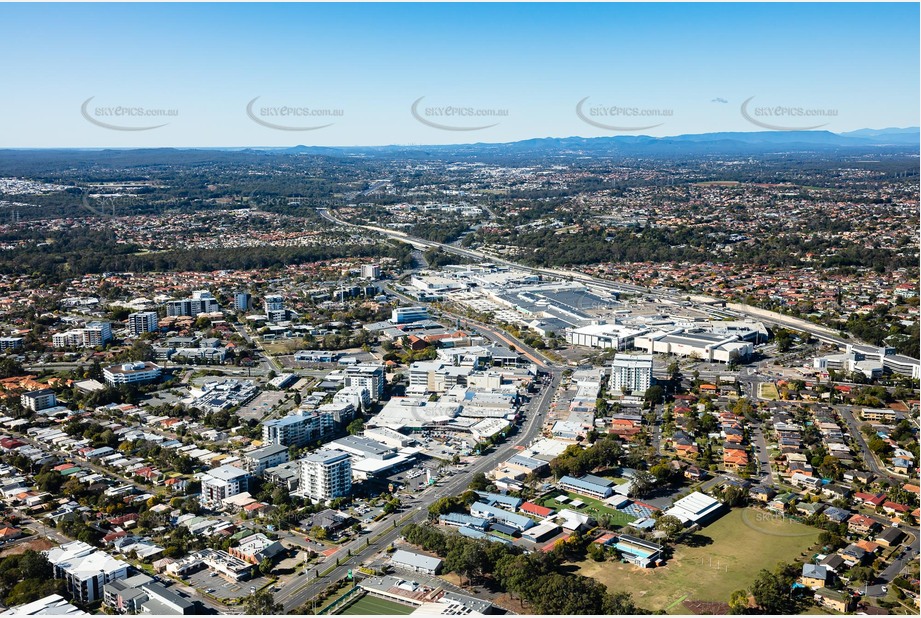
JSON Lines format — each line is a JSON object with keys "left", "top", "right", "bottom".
{"left": 264, "top": 294, "right": 287, "bottom": 322}
{"left": 128, "top": 311, "right": 159, "bottom": 337}
{"left": 609, "top": 353, "right": 653, "bottom": 395}
{"left": 300, "top": 449, "right": 352, "bottom": 503}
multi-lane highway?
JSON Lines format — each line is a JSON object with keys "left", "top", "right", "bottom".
{"left": 316, "top": 208, "right": 859, "bottom": 350}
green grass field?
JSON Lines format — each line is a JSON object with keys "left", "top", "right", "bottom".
{"left": 759, "top": 383, "right": 780, "bottom": 400}
{"left": 537, "top": 491, "right": 633, "bottom": 526}
{"left": 337, "top": 594, "right": 416, "bottom": 615}
{"left": 576, "top": 507, "right": 820, "bottom": 614}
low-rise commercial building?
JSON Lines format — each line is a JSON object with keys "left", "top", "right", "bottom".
{"left": 103, "top": 361, "right": 161, "bottom": 386}
{"left": 390, "top": 549, "right": 442, "bottom": 575}
{"left": 228, "top": 533, "right": 284, "bottom": 564}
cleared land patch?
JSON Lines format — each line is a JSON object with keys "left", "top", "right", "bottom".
{"left": 575, "top": 507, "right": 819, "bottom": 613}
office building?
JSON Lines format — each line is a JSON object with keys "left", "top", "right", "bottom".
{"left": 103, "top": 362, "right": 161, "bottom": 386}
{"left": 300, "top": 449, "right": 352, "bottom": 503}
{"left": 128, "top": 311, "right": 160, "bottom": 337}
{"left": 361, "top": 264, "right": 381, "bottom": 279}
{"left": 391, "top": 306, "right": 429, "bottom": 324}
{"left": 610, "top": 354, "right": 653, "bottom": 395}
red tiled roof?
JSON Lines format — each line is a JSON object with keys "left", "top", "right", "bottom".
{"left": 520, "top": 502, "right": 553, "bottom": 517}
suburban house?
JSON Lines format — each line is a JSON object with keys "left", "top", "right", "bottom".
{"left": 749, "top": 485, "right": 776, "bottom": 502}
{"left": 847, "top": 514, "right": 879, "bottom": 535}
{"left": 875, "top": 527, "right": 905, "bottom": 548}
{"left": 854, "top": 492, "right": 886, "bottom": 508}
{"left": 814, "top": 588, "right": 856, "bottom": 613}
{"left": 801, "top": 564, "right": 829, "bottom": 589}
{"left": 768, "top": 492, "right": 797, "bottom": 513}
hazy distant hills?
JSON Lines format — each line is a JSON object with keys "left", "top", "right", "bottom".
{"left": 276, "top": 128, "right": 920, "bottom": 157}
{"left": 0, "top": 128, "right": 917, "bottom": 169}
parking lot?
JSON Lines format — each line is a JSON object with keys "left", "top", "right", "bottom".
{"left": 237, "top": 390, "right": 287, "bottom": 421}
{"left": 184, "top": 568, "right": 272, "bottom": 602}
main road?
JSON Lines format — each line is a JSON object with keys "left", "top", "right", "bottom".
{"left": 276, "top": 367, "right": 561, "bottom": 611}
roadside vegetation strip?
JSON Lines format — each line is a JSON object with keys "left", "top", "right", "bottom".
{"left": 317, "top": 582, "right": 360, "bottom": 615}
{"left": 370, "top": 511, "right": 417, "bottom": 544}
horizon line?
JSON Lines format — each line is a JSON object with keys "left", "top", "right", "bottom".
{"left": 1, "top": 126, "right": 919, "bottom": 152}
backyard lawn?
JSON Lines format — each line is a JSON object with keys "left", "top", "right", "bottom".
{"left": 576, "top": 507, "right": 820, "bottom": 613}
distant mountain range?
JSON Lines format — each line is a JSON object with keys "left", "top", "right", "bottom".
{"left": 267, "top": 128, "right": 920, "bottom": 157}
{"left": 1, "top": 128, "right": 917, "bottom": 165}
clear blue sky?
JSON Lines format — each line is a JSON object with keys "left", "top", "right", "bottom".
{"left": 0, "top": 2, "right": 917, "bottom": 147}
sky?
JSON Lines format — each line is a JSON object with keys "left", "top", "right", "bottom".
{"left": 0, "top": 2, "right": 918, "bottom": 148}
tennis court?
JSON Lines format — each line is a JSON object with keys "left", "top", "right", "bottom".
{"left": 337, "top": 593, "right": 416, "bottom": 615}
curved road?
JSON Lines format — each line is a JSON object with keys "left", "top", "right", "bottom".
{"left": 316, "top": 208, "right": 863, "bottom": 350}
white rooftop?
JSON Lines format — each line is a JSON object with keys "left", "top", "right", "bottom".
{"left": 665, "top": 491, "right": 723, "bottom": 524}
